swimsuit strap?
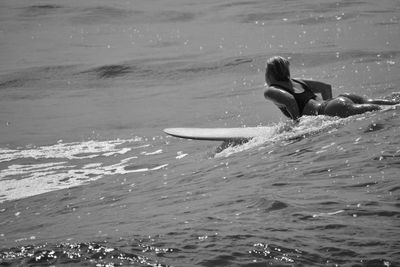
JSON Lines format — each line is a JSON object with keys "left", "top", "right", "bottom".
{"left": 291, "top": 78, "right": 308, "bottom": 88}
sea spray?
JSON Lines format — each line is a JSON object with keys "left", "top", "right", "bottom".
{"left": 215, "top": 115, "right": 349, "bottom": 157}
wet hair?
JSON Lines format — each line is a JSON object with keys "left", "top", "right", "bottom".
{"left": 265, "top": 56, "right": 291, "bottom": 82}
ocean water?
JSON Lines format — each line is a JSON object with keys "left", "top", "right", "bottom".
{"left": 1, "top": 0, "right": 399, "bottom": 266}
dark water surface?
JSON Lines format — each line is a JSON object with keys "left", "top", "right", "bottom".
{"left": 1, "top": 0, "right": 399, "bottom": 266}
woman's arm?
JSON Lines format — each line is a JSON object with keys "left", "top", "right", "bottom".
{"left": 303, "top": 80, "right": 332, "bottom": 100}
{"left": 264, "top": 87, "right": 300, "bottom": 120}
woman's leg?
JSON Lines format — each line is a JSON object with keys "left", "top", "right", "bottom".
{"left": 339, "top": 93, "right": 399, "bottom": 105}
{"left": 323, "top": 97, "right": 381, "bottom": 117}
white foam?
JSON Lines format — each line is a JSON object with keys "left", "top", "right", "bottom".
{"left": 0, "top": 138, "right": 168, "bottom": 203}
{"left": 0, "top": 138, "right": 141, "bottom": 163}
{"left": 0, "top": 159, "right": 168, "bottom": 202}
{"left": 141, "top": 149, "right": 163, "bottom": 156}
{"left": 215, "top": 116, "right": 348, "bottom": 157}
{"left": 313, "top": 209, "right": 345, "bottom": 218}
{"left": 0, "top": 162, "right": 68, "bottom": 177}
{"left": 176, "top": 151, "right": 188, "bottom": 159}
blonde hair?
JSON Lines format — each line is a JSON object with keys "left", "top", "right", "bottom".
{"left": 265, "top": 56, "right": 291, "bottom": 81}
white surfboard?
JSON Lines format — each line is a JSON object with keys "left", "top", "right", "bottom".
{"left": 163, "top": 127, "right": 270, "bottom": 141}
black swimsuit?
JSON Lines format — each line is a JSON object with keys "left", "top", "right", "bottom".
{"left": 271, "top": 79, "right": 317, "bottom": 117}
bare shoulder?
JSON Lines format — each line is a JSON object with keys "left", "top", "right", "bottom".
{"left": 264, "top": 86, "right": 300, "bottom": 119}
{"left": 264, "top": 86, "right": 290, "bottom": 99}
{"left": 264, "top": 86, "right": 296, "bottom": 105}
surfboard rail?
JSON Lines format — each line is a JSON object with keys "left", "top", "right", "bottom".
{"left": 163, "top": 127, "right": 270, "bottom": 141}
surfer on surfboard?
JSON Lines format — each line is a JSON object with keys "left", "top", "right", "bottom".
{"left": 264, "top": 56, "right": 399, "bottom": 120}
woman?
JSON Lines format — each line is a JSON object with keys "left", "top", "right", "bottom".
{"left": 264, "top": 56, "right": 398, "bottom": 120}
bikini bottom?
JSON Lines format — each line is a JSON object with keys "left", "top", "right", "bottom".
{"left": 316, "top": 96, "right": 360, "bottom": 115}
{"left": 317, "top": 95, "right": 364, "bottom": 115}
{"left": 317, "top": 101, "right": 329, "bottom": 115}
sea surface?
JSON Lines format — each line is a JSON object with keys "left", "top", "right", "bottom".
{"left": 1, "top": 0, "right": 400, "bottom": 266}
